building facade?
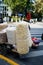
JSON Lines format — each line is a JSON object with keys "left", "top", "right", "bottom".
{"left": 0, "top": 0, "right": 8, "bottom": 23}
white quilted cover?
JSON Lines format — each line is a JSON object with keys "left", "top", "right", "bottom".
{"left": 16, "top": 22, "right": 32, "bottom": 54}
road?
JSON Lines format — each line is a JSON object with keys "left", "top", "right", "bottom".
{"left": 30, "top": 28, "right": 43, "bottom": 39}
{"left": 29, "top": 22, "right": 43, "bottom": 39}
{"left": 0, "top": 22, "right": 43, "bottom": 65}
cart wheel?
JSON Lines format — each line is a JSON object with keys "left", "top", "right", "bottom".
{"left": 0, "top": 45, "right": 2, "bottom": 54}
{"left": 0, "top": 45, "right": 7, "bottom": 55}
{"left": 41, "top": 33, "right": 43, "bottom": 40}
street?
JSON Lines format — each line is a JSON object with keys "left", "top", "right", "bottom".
{"left": 0, "top": 22, "right": 43, "bottom": 65}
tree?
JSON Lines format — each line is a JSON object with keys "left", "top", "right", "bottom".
{"left": 4, "top": 0, "right": 43, "bottom": 20}
{"left": 26, "top": 0, "right": 35, "bottom": 12}
{"left": 35, "top": 0, "right": 43, "bottom": 13}
{"left": 4, "top": 0, "right": 27, "bottom": 14}
{"left": 34, "top": 0, "right": 43, "bottom": 21}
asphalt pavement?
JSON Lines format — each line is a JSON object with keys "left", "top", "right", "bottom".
{"left": 0, "top": 22, "right": 43, "bottom": 65}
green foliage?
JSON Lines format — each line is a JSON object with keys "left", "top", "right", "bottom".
{"left": 4, "top": 0, "right": 15, "bottom": 9}
{"left": 4, "top": 0, "right": 43, "bottom": 18}
{"left": 34, "top": 0, "right": 43, "bottom": 18}
{"left": 4, "top": 0, "right": 27, "bottom": 13}
{"left": 35, "top": 0, "right": 43, "bottom": 13}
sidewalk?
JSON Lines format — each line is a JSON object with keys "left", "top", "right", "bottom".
{"left": 28, "top": 22, "right": 43, "bottom": 28}
{"left": 0, "top": 21, "right": 43, "bottom": 28}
